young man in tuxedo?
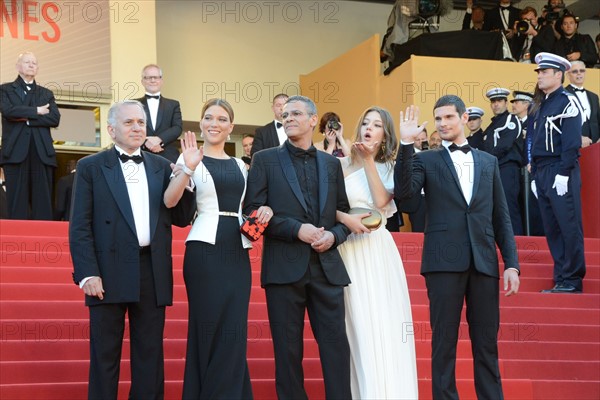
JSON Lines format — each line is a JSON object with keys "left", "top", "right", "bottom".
{"left": 0, "top": 52, "right": 61, "bottom": 220}
{"left": 395, "top": 95, "right": 520, "bottom": 400}
{"left": 251, "top": 93, "right": 288, "bottom": 156}
{"left": 70, "top": 100, "right": 193, "bottom": 399}
{"left": 566, "top": 60, "right": 599, "bottom": 146}
{"left": 137, "top": 64, "right": 183, "bottom": 163}
{"left": 244, "top": 95, "right": 352, "bottom": 399}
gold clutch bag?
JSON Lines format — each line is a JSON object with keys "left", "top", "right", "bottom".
{"left": 348, "top": 207, "right": 383, "bottom": 230}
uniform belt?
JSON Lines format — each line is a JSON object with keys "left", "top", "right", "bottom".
{"left": 218, "top": 211, "right": 239, "bottom": 217}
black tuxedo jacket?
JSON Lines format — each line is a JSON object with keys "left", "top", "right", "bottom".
{"left": 54, "top": 171, "right": 75, "bottom": 221}
{"left": 554, "top": 33, "right": 598, "bottom": 68}
{"left": 244, "top": 145, "right": 351, "bottom": 286}
{"left": 251, "top": 121, "right": 280, "bottom": 156}
{"left": 0, "top": 77, "right": 60, "bottom": 166}
{"left": 137, "top": 96, "right": 182, "bottom": 163}
{"left": 70, "top": 148, "right": 193, "bottom": 306}
{"left": 395, "top": 145, "right": 519, "bottom": 277}
{"left": 483, "top": 5, "right": 520, "bottom": 32}
{"left": 565, "top": 85, "right": 600, "bottom": 143}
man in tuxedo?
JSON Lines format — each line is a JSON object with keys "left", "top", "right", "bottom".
{"left": 529, "top": 53, "right": 585, "bottom": 293}
{"left": 462, "top": 1, "right": 485, "bottom": 31}
{"left": 0, "top": 52, "right": 60, "bottom": 220}
{"left": 553, "top": 14, "right": 598, "bottom": 68}
{"left": 251, "top": 93, "right": 288, "bottom": 156}
{"left": 137, "top": 64, "right": 182, "bottom": 163}
{"left": 483, "top": 0, "right": 521, "bottom": 39}
{"left": 70, "top": 100, "right": 192, "bottom": 399}
{"left": 566, "top": 60, "right": 599, "bottom": 146}
{"left": 395, "top": 95, "right": 520, "bottom": 400}
{"left": 244, "top": 95, "right": 352, "bottom": 399}
{"left": 483, "top": 88, "right": 524, "bottom": 235}
{"left": 54, "top": 159, "right": 77, "bottom": 221}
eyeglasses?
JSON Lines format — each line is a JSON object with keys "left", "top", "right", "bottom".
{"left": 143, "top": 76, "right": 162, "bottom": 81}
{"left": 570, "top": 69, "right": 586, "bottom": 74}
{"left": 281, "top": 110, "right": 312, "bottom": 120}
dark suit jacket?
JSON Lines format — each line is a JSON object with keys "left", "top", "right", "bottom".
{"left": 69, "top": 148, "right": 193, "bottom": 307}
{"left": 137, "top": 96, "right": 182, "bottom": 163}
{"left": 394, "top": 145, "right": 519, "bottom": 277}
{"left": 54, "top": 171, "right": 75, "bottom": 221}
{"left": 565, "top": 85, "right": 600, "bottom": 143}
{"left": 244, "top": 145, "right": 351, "bottom": 286}
{"left": 483, "top": 5, "right": 520, "bottom": 32}
{"left": 251, "top": 121, "right": 280, "bottom": 156}
{"left": 554, "top": 33, "right": 598, "bottom": 68}
{"left": 0, "top": 77, "right": 60, "bottom": 166}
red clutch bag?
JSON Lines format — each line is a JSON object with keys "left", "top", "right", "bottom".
{"left": 240, "top": 210, "right": 268, "bottom": 241}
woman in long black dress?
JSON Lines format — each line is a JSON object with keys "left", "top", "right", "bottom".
{"left": 164, "top": 98, "right": 272, "bottom": 399}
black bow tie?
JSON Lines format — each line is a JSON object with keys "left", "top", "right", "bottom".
{"left": 500, "top": 6, "right": 510, "bottom": 11}
{"left": 573, "top": 87, "right": 585, "bottom": 93}
{"left": 276, "top": 122, "right": 283, "bottom": 129}
{"left": 290, "top": 146, "right": 317, "bottom": 158}
{"left": 145, "top": 94, "right": 160, "bottom": 100}
{"left": 117, "top": 151, "right": 144, "bottom": 164}
{"left": 449, "top": 143, "right": 471, "bottom": 154}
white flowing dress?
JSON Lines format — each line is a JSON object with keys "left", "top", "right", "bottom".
{"left": 337, "top": 159, "right": 419, "bottom": 399}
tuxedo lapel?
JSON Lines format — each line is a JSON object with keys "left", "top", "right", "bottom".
{"left": 470, "top": 150, "right": 482, "bottom": 203}
{"left": 101, "top": 150, "right": 137, "bottom": 236}
{"left": 139, "top": 98, "right": 156, "bottom": 134}
{"left": 144, "top": 154, "right": 161, "bottom": 241}
{"left": 277, "top": 146, "right": 308, "bottom": 212}
{"left": 11, "top": 81, "right": 25, "bottom": 104}
{"left": 155, "top": 98, "right": 165, "bottom": 130}
{"left": 316, "top": 152, "right": 329, "bottom": 216}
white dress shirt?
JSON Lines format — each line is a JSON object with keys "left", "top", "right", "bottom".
{"left": 275, "top": 120, "right": 287, "bottom": 145}
{"left": 442, "top": 140, "right": 474, "bottom": 205}
{"left": 146, "top": 92, "right": 160, "bottom": 129}
{"left": 570, "top": 85, "right": 591, "bottom": 122}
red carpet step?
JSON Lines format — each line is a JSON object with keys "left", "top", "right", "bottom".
{"left": 1, "top": 220, "right": 599, "bottom": 399}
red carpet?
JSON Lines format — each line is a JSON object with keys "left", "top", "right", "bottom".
{"left": 1, "top": 220, "right": 598, "bottom": 399}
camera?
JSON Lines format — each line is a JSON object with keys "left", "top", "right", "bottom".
{"left": 327, "top": 119, "right": 341, "bottom": 131}
{"left": 516, "top": 20, "right": 531, "bottom": 33}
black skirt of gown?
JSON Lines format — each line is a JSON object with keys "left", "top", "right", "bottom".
{"left": 182, "top": 157, "right": 252, "bottom": 399}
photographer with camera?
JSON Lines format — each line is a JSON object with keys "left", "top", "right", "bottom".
{"left": 512, "top": 7, "right": 542, "bottom": 63}
{"left": 314, "top": 112, "right": 352, "bottom": 158}
{"left": 553, "top": 14, "right": 598, "bottom": 68}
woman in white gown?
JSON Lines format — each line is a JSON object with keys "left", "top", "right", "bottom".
{"left": 336, "top": 106, "right": 418, "bottom": 399}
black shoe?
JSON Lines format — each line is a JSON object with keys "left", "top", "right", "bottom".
{"left": 541, "top": 284, "right": 560, "bottom": 293}
{"left": 550, "top": 284, "right": 582, "bottom": 293}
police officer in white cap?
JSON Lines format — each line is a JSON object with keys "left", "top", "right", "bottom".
{"left": 483, "top": 87, "right": 524, "bottom": 235}
{"left": 466, "top": 106, "right": 486, "bottom": 149}
{"left": 511, "top": 91, "right": 545, "bottom": 237}
{"left": 529, "top": 52, "right": 585, "bottom": 293}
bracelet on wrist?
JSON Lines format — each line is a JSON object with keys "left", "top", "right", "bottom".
{"left": 183, "top": 165, "right": 195, "bottom": 176}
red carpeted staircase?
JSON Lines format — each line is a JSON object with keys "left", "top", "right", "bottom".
{"left": 1, "top": 220, "right": 599, "bottom": 399}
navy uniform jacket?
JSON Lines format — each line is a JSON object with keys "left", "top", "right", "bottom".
{"left": 483, "top": 111, "right": 523, "bottom": 166}
{"left": 528, "top": 87, "right": 582, "bottom": 177}
{"left": 467, "top": 128, "right": 485, "bottom": 150}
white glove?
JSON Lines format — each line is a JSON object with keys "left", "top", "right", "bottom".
{"left": 531, "top": 180, "right": 538, "bottom": 199}
{"left": 552, "top": 174, "right": 569, "bottom": 196}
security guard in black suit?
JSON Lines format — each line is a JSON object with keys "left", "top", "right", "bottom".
{"left": 529, "top": 52, "right": 586, "bottom": 293}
